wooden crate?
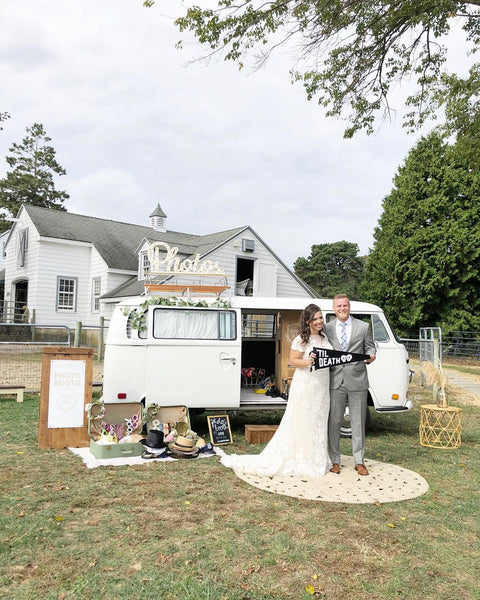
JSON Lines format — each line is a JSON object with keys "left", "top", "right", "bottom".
{"left": 245, "top": 424, "right": 279, "bottom": 444}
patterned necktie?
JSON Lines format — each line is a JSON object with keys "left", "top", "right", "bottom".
{"left": 340, "top": 322, "right": 348, "bottom": 351}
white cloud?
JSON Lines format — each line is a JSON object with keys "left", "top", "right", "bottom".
{"left": 0, "top": 0, "right": 463, "bottom": 270}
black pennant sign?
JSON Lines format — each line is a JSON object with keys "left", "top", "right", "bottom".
{"left": 311, "top": 347, "right": 371, "bottom": 370}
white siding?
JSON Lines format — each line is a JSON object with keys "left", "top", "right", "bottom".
{"left": 4, "top": 213, "right": 311, "bottom": 329}
{"left": 0, "top": 230, "right": 9, "bottom": 272}
{"left": 3, "top": 210, "right": 40, "bottom": 315}
{"left": 36, "top": 239, "right": 92, "bottom": 325}
{"left": 204, "top": 230, "right": 311, "bottom": 298}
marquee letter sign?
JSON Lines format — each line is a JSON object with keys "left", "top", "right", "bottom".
{"left": 147, "top": 242, "right": 225, "bottom": 276}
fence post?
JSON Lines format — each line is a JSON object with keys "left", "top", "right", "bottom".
{"left": 432, "top": 337, "right": 440, "bottom": 403}
{"left": 74, "top": 322, "right": 82, "bottom": 347}
{"left": 98, "top": 316, "right": 104, "bottom": 361}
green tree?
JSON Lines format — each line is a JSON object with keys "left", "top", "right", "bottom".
{"left": 146, "top": 0, "right": 480, "bottom": 137}
{"left": 0, "top": 112, "right": 10, "bottom": 131}
{"left": 361, "top": 131, "right": 480, "bottom": 335}
{"left": 294, "top": 241, "right": 365, "bottom": 299}
{"left": 0, "top": 123, "right": 68, "bottom": 232}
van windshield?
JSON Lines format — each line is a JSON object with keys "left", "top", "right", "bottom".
{"left": 153, "top": 308, "right": 236, "bottom": 340}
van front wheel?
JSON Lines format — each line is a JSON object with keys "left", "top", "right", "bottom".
{"left": 339, "top": 407, "right": 371, "bottom": 439}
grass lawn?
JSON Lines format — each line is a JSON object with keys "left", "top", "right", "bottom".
{"left": 0, "top": 374, "right": 479, "bottom": 600}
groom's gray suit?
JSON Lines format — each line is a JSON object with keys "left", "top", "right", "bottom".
{"left": 325, "top": 317, "right": 376, "bottom": 466}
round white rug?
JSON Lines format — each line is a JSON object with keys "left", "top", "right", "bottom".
{"left": 233, "top": 455, "right": 429, "bottom": 504}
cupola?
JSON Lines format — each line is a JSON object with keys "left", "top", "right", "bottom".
{"left": 149, "top": 203, "right": 167, "bottom": 232}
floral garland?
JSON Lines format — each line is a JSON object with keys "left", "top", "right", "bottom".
{"left": 122, "top": 296, "right": 232, "bottom": 332}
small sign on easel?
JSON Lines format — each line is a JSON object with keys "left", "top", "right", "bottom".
{"left": 38, "top": 347, "right": 93, "bottom": 449}
{"left": 207, "top": 415, "right": 233, "bottom": 445}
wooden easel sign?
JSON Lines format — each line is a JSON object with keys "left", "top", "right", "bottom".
{"left": 38, "top": 347, "right": 93, "bottom": 449}
{"left": 207, "top": 415, "right": 233, "bottom": 445}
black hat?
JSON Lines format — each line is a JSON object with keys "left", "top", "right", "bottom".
{"left": 140, "top": 429, "right": 166, "bottom": 450}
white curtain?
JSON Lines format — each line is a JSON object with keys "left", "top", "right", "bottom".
{"left": 153, "top": 309, "right": 236, "bottom": 339}
{"left": 154, "top": 309, "right": 218, "bottom": 339}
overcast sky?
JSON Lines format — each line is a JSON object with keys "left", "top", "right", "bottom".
{"left": 0, "top": 1, "right": 469, "bottom": 268}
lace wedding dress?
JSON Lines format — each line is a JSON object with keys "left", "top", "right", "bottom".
{"left": 221, "top": 333, "right": 332, "bottom": 477}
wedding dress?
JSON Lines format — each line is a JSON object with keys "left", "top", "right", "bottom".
{"left": 221, "top": 333, "right": 332, "bottom": 477}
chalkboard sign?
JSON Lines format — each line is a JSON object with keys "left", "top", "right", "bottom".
{"left": 207, "top": 415, "right": 233, "bottom": 445}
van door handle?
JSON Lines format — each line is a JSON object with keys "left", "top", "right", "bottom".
{"left": 220, "top": 357, "right": 236, "bottom": 365}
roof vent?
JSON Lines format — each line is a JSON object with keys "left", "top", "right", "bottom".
{"left": 242, "top": 239, "right": 255, "bottom": 252}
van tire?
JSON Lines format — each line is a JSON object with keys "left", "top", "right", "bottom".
{"left": 339, "top": 407, "right": 371, "bottom": 439}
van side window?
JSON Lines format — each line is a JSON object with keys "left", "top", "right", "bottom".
{"left": 372, "top": 314, "right": 389, "bottom": 342}
{"left": 153, "top": 308, "right": 236, "bottom": 340}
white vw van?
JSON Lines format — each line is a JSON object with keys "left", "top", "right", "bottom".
{"left": 100, "top": 294, "right": 412, "bottom": 434}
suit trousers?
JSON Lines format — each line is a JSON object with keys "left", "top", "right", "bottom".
{"left": 328, "top": 385, "right": 368, "bottom": 466}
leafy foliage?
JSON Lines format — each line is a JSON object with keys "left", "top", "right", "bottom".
{"left": 0, "top": 111, "right": 10, "bottom": 131}
{"left": 0, "top": 123, "right": 69, "bottom": 232}
{"left": 294, "top": 241, "right": 365, "bottom": 299}
{"left": 143, "top": 0, "right": 480, "bottom": 137}
{"left": 122, "top": 295, "right": 232, "bottom": 331}
{"left": 361, "top": 131, "right": 480, "bottom": 335}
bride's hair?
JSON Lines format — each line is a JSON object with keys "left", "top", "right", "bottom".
{"left": 299, "top": 303, "right": 324, "bottom": 345}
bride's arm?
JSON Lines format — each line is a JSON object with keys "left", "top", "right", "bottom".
{"left": 289, "top": 348, "right": 314, "bottom": 369}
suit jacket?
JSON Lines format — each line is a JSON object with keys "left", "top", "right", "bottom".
{"left": 324, "top": 317, "right": 376, "bottom": 391}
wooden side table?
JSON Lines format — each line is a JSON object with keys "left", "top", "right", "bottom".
{"left": 419, "top": 404, "right": 462, "bottom": 449}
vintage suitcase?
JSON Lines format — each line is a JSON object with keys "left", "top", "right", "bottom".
{"left": 147, "top": 405, "right": 190, "bottom": 437}
{"left": 88, "top": 401, "right": 144, "bottom": 459}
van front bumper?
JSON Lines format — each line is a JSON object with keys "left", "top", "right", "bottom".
{"left": 375, "top": 399, "right": 413, "bottom": 413}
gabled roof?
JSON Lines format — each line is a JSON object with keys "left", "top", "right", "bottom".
{"left": 22, "top": 205, "right": 247, "bottom": 271}
{"left": 101, "top": 275, "right": 143, "bottom": 299}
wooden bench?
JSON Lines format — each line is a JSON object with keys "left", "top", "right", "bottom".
{"left": 0, "top": 385, "right": 25, "bottom": 403}
{"left": 245, "top": 424, "right": 279, "bottom": 444}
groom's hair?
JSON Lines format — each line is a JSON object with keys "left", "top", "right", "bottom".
{"left": 333, "top": 294, "right": 350, "bottom": 302}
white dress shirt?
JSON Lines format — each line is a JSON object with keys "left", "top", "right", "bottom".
{"left": 336, "top": 317, "right": 352, "bottom": 348}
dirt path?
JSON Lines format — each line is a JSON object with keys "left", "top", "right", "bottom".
{"left": 443, "top": 369, "right": 480, "bottom": 407}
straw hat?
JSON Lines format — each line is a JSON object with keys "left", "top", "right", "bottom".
{"left": 174, "top": 421, "right": 189, "bottom": 436}
{"left": 168, "top": 435, "right": 199, "bottom": 458}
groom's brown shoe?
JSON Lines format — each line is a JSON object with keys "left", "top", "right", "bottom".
{"left": 330, "top": 463, "right": 340, "bottom": 474}
{"left": 355, "top": 464, "right": 369, "bottom": 476}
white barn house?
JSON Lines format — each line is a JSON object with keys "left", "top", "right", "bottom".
{"left": 1, "top": 204, "right": 314, "bottom": 327}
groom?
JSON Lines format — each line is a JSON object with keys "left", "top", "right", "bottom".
{"left": 325, "top": 294, "right": 376, "bottom": 476}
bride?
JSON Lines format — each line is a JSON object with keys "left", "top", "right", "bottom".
{"left": 220, "top": 304, "right": 332, "bottom": 477}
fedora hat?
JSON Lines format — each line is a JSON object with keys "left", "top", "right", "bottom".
{"left": 140, "top": 429, "right": 166, "bottom": 450}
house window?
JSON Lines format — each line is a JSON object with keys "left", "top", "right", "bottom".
{"left": 57, "top": 277, "right": 77, "bottom": 311}
{"left": 141, "top": 251, "right": 150, "bottom": 279}
{"left": 17, "top": 228, "right": 29, "bottom": 267}
{"left": 92, "top": 277, "right": 101, "bottom": 312}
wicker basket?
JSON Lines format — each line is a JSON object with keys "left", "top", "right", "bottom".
{"left": 419, "top": 404, "right": 462, "bottom": 449}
